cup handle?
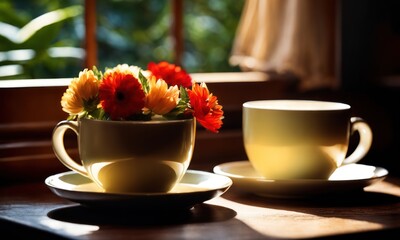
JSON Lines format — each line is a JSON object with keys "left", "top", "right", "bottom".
{"left": 342, "top": 117, "right": 373, "bottom": 165}
{"left": 52, "top": 120, "right": 89, "bottom": 177}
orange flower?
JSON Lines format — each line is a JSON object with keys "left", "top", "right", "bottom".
{"left": 99, "top": 65, "right": 146, "bottom": 120}
{"left": 145, "top": 77, "right": 179, "bottom": 115}
{"left": 147, "top": 61, "right": 192, "bottom": 88}
{"left": 61, "top": 69, "right": 99, "bottom": 115}
{"left": 187, "top": 82, "right": 224, "bottom": 133}
{"left": 60, "top": 62, "right": 223, "bottom": 133}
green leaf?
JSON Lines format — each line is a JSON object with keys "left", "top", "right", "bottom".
{"left": 18, "top": 5, "right": 83, "bottom": 47}
{"left": 138, "top": 70, "right": 150, "bottom": 93}
{"left": 92, "top": 66, "right": 103, "bottom": 80}
{"left": 89, "top": 108, "right": 106, "bottom": 120}
{"left": 67, "top": 114, "right": 77, "bottom": 121}
{"left": 162, "top": 87, "right": 191, "bottom": 119}
{"left": 179, "top": 86, "right": 190, "bottom": 105}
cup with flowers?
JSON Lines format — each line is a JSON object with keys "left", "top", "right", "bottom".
{"left": 52, "top": 61, "right": 224, "bottom": 193}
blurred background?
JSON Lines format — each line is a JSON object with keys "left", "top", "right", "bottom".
{"left": 0, "top": 0, "right": 242, "bottom": 80}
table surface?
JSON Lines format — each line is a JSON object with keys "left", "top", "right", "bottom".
{"left": 1, "top": 164, "right": 400, "bottom": 240}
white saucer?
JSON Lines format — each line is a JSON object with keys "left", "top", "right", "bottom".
{"left": 213, "top": 161, "right": 388, "bottom": 199}
{"left": 45, "top": 170, "right": 232, "bottom": 210}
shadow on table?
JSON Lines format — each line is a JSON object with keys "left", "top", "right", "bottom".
{"left": 47, "top": 203, "right": 270, "bottom": 239}
{"left": 224, "top": 189, "right": 400, "bottom": 208}
{"left": 47, "top": 203, "right": 237, "bottom": 226}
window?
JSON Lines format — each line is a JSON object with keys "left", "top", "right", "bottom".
{"left": 85, "top": 0, "right": 245, "bottom": 72}
{"left": 0, "top": 0, "right": 243, "bottom": 79}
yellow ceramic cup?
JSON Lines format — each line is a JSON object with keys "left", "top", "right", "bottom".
{"left": 243, "top": 100, "right": 373, "bottom": 180}
{"left": 52, "top": 118, "right": 196, "bottom": 193}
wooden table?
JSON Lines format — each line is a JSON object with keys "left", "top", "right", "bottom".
{"left": 1, "top": 165, "right": 400, "bottom": 240}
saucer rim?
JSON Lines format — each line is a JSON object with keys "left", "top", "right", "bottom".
{"left": 213, "top": 161, "right": 389, "bottom": 183}
{"left": 213, "top": 161, "right": 388, "bottom": 199}
{"left": 45, "top": 170, "right": 232, "bottom": 209}
{"left": 45, "top": 169, "right": 233, "bottom": 196}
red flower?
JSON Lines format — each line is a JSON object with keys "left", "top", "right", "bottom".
{"left": 187, "top": 82, "right": 224, "bottom": 133}
{"left": 147, "top": 61, "right": 192, "bottom": 88}
{"left": 99, "top": 66, "right": 145, "bottom": 120}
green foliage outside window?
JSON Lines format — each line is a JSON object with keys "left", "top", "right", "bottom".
{"left": 0, "top": 0, "right": 243, "bottom": 79}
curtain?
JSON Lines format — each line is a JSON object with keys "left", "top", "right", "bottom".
{"left": 230, "top": 0, "right": 338, "bottom": 90}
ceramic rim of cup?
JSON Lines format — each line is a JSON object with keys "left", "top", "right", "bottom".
{"left": 80, "top": 117, "right": 194, "bottom": 125}
{"left": 243, "top": 100, "right": 350, "bottom": 111}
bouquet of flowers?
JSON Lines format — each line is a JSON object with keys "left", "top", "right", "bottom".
{"left": 60, "top": 61, "right": 224, "bottom": 133}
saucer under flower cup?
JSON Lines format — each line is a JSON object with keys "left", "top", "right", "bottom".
{"left": 45, "top": 169, "right": 233, "bottom": 210}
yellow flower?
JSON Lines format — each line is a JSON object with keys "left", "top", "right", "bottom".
{"left": 61, "top": 69, "right": 99, "bottom": 115}
{"left": 145, "top": 77, "right": 179, "bottom": 115}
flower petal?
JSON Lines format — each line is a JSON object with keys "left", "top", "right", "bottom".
{"left": 99, "top": 65, "right": 146, "bottom": 120}
{"left": 188, "top": 82, "right": 224, "bottom": 132}
{"left": 148, "top": 61, "right": 192, "bottom": 88}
